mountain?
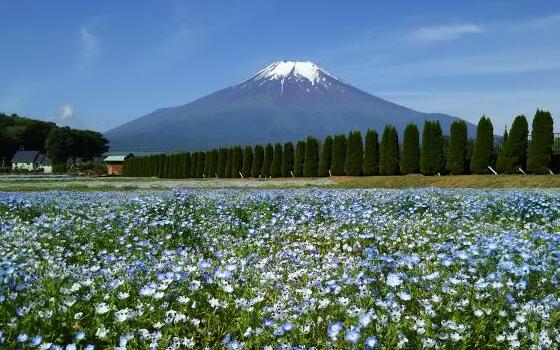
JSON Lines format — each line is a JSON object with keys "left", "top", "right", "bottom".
{"left": 105, "top": 61, "right": 476, "bottom": 152}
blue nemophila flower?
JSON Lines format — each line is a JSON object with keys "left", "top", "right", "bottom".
{"left": 365, "top": 336, "right": 379, "bottom": 348}
{"left": 17, "top": 333, "right": 28, "bottom": 342}
{"left": 327, "top": 322, "right": 344, "bottom": 340}
{"left": 28, "top": 335, "right": 42, "bottom": 347}
{"left": 345, "top": 326, "right": 361, "bottom": 344}
{"left": 75, "top": 331, "right": 85, "bottom": 341}
{"left": 386, "top": 273, "right": 403, "bottom": 287}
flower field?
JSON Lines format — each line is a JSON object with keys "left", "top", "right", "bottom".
{"left": 1, "top": 189, "right": 560, "bottom": 349}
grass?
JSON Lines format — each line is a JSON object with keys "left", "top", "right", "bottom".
{"left": 333, "top": 174, "right": 560, "bottom": 188}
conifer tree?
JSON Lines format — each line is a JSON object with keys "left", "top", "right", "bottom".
{"left": 252, "top": 145, "right": 264, "bottom": 178}
{"left": 281, "top": 142, "right": 295, "bottom": 177}
{"left": 446, "top": 121, "right": 468, "bottom": 175}
{"left": 363, "top": 129, "right": 379, "bottom": 176}
{"left": 203, "top": 151, "right": 211, "bottom": 178}
{"left": 217, "top": 148, "right": 228, "bottom": 178}
{"left": 242, "top": 146, "right": 253, "bottom": 177}
{"left": 209, "top": 150, "right": 218, "bottom": 177}
{"left": 345, "top": 131, "right": 363, "bottom": 176}
{"left": 379, "top": 125, "right": 400, "bottom": 175}
{"left": 294, "top": 140, "right": 306, "bottom": 177}
{"left": 528, "top": 110, "right": 554, "bottom": 173}
{"left": 497, "top": 116, "right": 529, "bottom": 173}
{"left": 261, "top": 143, "right": 273, "bottom": 178}
{"left": 470, "top": 116, "right": 494, "bottom": 174}
{"left": 196, "top": 152, "right": 205, "bottom": 178}
{"left": 420, "top": 121, "right": 444, "bottom": 175}
{"left": 303, "top": 136, "right": 319, "bottom": 177}
{"left": 331, "top": 134, "right": 347, "bottom": 176}
{"left": 400, "top": 124, "right": 420, "bottom": 174}
{"left": 225, "top": 148, "right": 233, "bottom": 178}
{"left": 270, "top": 143, "right": 283, "bottom": 177}
{"left": 230, "top": 146, "right": 243, "bottom": 178}
{"left": 183, "top": 152, "right": 192, "bottom": 178}
{"left": 318, "top": 136, "right": 333, "bottom": 177}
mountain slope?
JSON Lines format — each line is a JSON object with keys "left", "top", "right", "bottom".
{"left": 106, "top": 61, "right": 475, "bottom": 152}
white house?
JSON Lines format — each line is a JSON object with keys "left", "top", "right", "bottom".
{"left": 11, "top": 151, "right": 52, "bottom": 173}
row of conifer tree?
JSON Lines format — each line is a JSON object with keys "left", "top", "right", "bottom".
{"left": 123, "top": 110, "right": 555, "bottom": 178}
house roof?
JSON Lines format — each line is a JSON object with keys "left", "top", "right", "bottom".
{"left": 104, "top": 154, "right": 133, "bottom": 162}
{"left": 11, "top": 151, "right": 41, "bottom": 163}
{"left": 37, "top": 154, "right": 51, "bottom": 166}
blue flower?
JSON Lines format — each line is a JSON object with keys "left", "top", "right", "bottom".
{"left": 365, "top": 336, "right": 379, "bottom": 348}
{"left": 344, "top": 326, "right": 360, "bottom": 344}
{"left": 75, "top": 331, "right": 85, "bottom": 341}
{"left": 327, "top": 322, "right": 343, "bottom": 340}
{"left": 28, "top": 335, "right": 42, "bottom": 347}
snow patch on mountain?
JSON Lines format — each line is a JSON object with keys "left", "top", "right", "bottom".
{"left": 247, "top": 60, "right": 334, "bottom": 86}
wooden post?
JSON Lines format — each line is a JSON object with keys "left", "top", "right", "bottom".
{"left": 488, "top": 166, "right": 498, "bottom": 175}
{"left": 290, "top": 170, "right": 294, "bottom": 178}
{"left": 549, "top": 168, "right": 555, "bottom": 175}
{"left": 518, "top": 168, "right": 527, "bottom": 175}
{"left": 239, "top": 171, "right": 244, "bottom": 179}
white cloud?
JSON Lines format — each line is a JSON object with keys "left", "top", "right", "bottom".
{"left": 80, "top": 26, "right": 100, "bottom": 62}
{"left": 61, "top": 104, "right": 74, "bottom": 119}
{"left": 410, "top": 24, "right": 482, "bottom": 43}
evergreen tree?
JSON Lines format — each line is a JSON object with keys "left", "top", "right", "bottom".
{"left": 217, "top": 148, "right": 228, "bottom": 178}
{"left": 446, "top": 121, "right": 468, "bottom": 175}
{"left": 331, "top": 134, "right": 347, "bottom": 176}
{"left": 252, "top": 145, "right": 264, "bottom": 178}
{"left": 225, "top": 148, "right": 233, "bottom": 178}
{"left": 400, "top": 124, "right": 420, "bottom": 174}
{"left": 420, "top": 121, "right": 444, "bottom": 175}
{"left": 470, "top": 116, "right": 494, "bottom": 174}
{"left": 271, "top": 143, "right": 283, "bottom": 177}
{"left": 527, "top": 110, "right": 554, "bottom": 174}
{"left": 363, "top": 129, "right": 380, "bottom": 176}
{"left": 496, "top": 116, "right": 529, "bottom": 174}
{"left": 242, "top": 146, "right": 253, "bottom": 177}
{"left": 294, "top": 140, "right": 306, "bottom": 177}
{"left": 261, "top": 143, "right": 273, "bottom": 178}
{"left": 183, "top": 152, "right": 192, "bottom": 178}
{"left": 281, "top": 142, "right": 295, "bottom": 177}
{"left": 190, "top": 152, "right": 197, "bottom": 178}
{"left": 379, "top": 125, "right": 400, "bottom": 175}
{"left": 158, "top": 154, "right": 167, "bottom": 178}
{"left": 209, "top": 150, "right": 218, "bottom": 177}
{"left": 230, "top": 146, "right": 243, "bottom": 178}
{"left": 303, "top": 136, "right": 319, "bottom": 177}
{"left": 345, "top": 131, "right": 363, "bottom": 176}
{"left": 203, "top": 151, "right": 211, "bottom": 178}
{"left": 318, "top": 136, "right": 333, "bottom": 177}
{"left": 196, "top": 152, "right": 205, "bottom": 178}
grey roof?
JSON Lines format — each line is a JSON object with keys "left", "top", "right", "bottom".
{"left": 11, "top": 151, "right": 41, "bottom": 163}
{"left": 37, "top": 154, "right": 51, "bottom": 166}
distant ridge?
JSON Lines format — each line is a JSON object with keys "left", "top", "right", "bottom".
{"left": 105, "top": 60, "right": 475, "bottom": 152}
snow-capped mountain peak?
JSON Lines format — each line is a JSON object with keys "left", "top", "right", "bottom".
{"left": 248, "top": 60, "right": 334, "bottom": 86}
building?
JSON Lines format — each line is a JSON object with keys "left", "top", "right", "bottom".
{"left": 104, "top": 154, "right": 134, "bottom": 176}
{"left": 11, "top": 151, "right": 52, "bottom": 173}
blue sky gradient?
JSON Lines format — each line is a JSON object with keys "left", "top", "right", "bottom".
{"left": 1, "top": 1, "right": 558, "bottom": 132}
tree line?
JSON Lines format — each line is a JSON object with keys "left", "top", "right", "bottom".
{"left": 123, "top": 110, "right": 556, "bottom": 178}
{"left": 0, "top": 113, "right": 109, "bottom": 168}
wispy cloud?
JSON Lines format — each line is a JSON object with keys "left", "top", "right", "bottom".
{"left": 61, "top": 104, "right": 74, "bottom": 120}
{"left": 79, "top": 26, "right": 100, "bottom": 63}
{"left": 409, "top": 24, "right": 482, "bottom": 43}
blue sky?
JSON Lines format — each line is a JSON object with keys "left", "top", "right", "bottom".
{"left": 1, "top": 1, "right": 558, "bottom": 133}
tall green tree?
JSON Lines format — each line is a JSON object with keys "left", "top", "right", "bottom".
{"left": 303, "top": 136, "right": 319, "bottom": 177}
{"left": 242, "top": 146, "right": 254, "bottom": 177}
{"left": 191, "top": 152, "right": 199, "bottom": 178}
{"left": 331, "top": 134, "right": 347, "bottom": 176}
{"left": 446, "top": 121, "right": 468, "bottom": 175}
{"left": 183, "top": 152, "right": 192, "bottom": 178}
{"left": 225, "top": 148, "right": 233, "bottom": 178}
{"left": 527, "top": 110, "right": 554, "bottom": 174}
{"left": 345, "top": 131, "right": 363, "bottom": 176}
{"left": 270, "top": 143, "right": 283, "bottom": 177}
{"left": 217, "top": 148, "right": 228, "bottom": 178}
{"left": 497, "top": 115, "right": 529, "bottom": 173}
{"left": 420, "top": 121, "right": 444, "bottom": 175}
{"left": 252, "top": 145, "right": 264, "bottom": 178}
{"left": 281, "top": 142, "right": 295, "bottom": 177}
{"left": 379, "top": 125, "right": 400, "bottom": 175}
{"left": 45, "top": 127, "right": 75, "bottom": 166}
{"left": 294, "top": 140, "right": 306, "bottom": 177}
{"left": 230, "top": 146, "right": 243, "bottom": 178}
{"left": 363, "top": 129, "right": 380, "bottom": 176}
{"left": 470, "top": 116, "right": 494, "bottom": 174}
{"left": 261, "top": 143, "right": 273, "bottom": 178}
{"left": 196, "top": 152, "right": 205, "bottom": 178}
{"left": 318, "top": 136, "right": 333, "bottom": 177}
{"left": 400, "top": 124, "right": 420, "bottom": 174}
{"left": 208, "top": 150, "right": 218, "bottom": 177}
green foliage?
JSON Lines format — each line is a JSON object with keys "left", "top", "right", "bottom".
{"left": 230, "top": 146, "right": 243, "bottom": 178}
{"left": 196, "top": 152, "right": 205, "bottom": 178}
{"left": 294, "top": 140, "right": 306, "bottom": 177}
{"left": 209, "top": 150, "right": 218, "bottom": 178}
{"left": 192, "top": 152, "right": 199, "bottom": 178}
{"left": 379, "top": 125, "right": 400, "bottom": 175}
{"left": 400, "top": 124, "right": 420, "bottom": 175}
{"left": 261, "top": 143, "right": 273, "bottom": 178}
{"left": 225, "top": 149, "right": 233, "bottom": 178}
{"left": 303, "top": 136, "right": 319, "bottom": 177}
{"left": 281, "top": 142, "right": 295, "bottom": 177}
{"left": 242, "top": 146, "right": 253, "bottom": 177}
{"left": 252, "top": 145, "right": 264, "bottom": 178}
{"left": 363, "top": 129, "right": 379, "bottom": 176}
{"left": 45, "top": 127, "right": 75, "bottom": 166}
{"left": 446, "top": 121, "right": 468, "bottom": 175}
{"left": 318, "top": 136, "right": 333, "bottom": 177}
{"left": 217, "top": 148, "right": 228, "bottom": 178}
{"left": 270, "top": 143, "right": 283, "bottom": 178}
{"left": 470, "top": 116, "right": 494, "bottom": 174}
{"left": 345, "top": 131, "right": 363, "bottom": 176}
{"left": 331, "top": 134, "right": 346, "bottom": 176}
{"left": 497, "top": 115, "right": 529, "bottom": 173}
{"left": 420, "top": 121, "right": 444, "bottom": 176}
{"left": 527, "top": 110, "right": 554, "bottom": 174}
